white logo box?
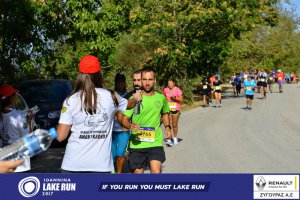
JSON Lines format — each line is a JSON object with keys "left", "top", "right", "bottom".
{"left": 253, "top": 175, "right": 299, "bottom": 199}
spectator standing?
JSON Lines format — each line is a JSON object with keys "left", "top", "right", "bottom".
{"left": 0, "top": 84, "right": 33, "bottom": 172}
{"left": 57, "top": 55, "right": 141, "bottom": 173}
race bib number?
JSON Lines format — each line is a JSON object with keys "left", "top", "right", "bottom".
{"left": 246, "top": 87, "right": 252, "bottom": 91}
{"left": 168, "top": 102, "right": 177, "bottom": 110}
{"left": 278, "top": 77, "right": 282, "bottom": 81}
{"left": 203, "top": 85, "right": 208, "bottom": 89}
{"left": 136, "top": 127, "right": 155, "bottom": 142}
{"left": 261, "top": 78, "right": 265, "bottom": 82}
{"left": 215, "top": 86, "right": 221, "bottom": 90}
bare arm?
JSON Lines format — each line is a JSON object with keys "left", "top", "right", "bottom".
{"left": 127, "top": 98, "right": 137, "bottom": 109}
{"left": 120, "top": 114, "right": 131, "bottom": 130}
{"left": 120, "top": 114, "right": 139, "bottom": 131}
{"left": 161, "top": 113, "right": 171, "bottom": 138}
{"left": 126, "top": 91, "right": 142, "bottom": 109}
{"left": 56, "top": 123, "right": 71, "bottom": 142}
{"left": 170, "top": 94, "right": 183, "bottom": 103}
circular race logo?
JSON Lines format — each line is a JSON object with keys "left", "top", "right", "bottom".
{"left": 18, "top": 176, "right": 40, "bottom": 198}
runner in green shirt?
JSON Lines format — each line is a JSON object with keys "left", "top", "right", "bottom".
{"left": 121, "top": 67, "right": 171, "bottom": 174}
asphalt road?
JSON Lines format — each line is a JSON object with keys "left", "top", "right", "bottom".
{"left": 31, "top": 83, "right": 300, "bottom": 173}
{"left": 163, "top": 83, "right": 300, "bottom": 173}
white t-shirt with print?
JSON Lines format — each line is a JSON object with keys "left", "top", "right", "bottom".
{"left": 59, "top": 88, "right": 127, "bottom": 172}
{"left": 1, "top": 109, "right": 31, "bottom": 172}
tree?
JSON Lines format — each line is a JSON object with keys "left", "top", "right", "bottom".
{"left": 114, "top": 0, "right": 279, "bottom": 101}
{"left": 0, "top": 0, "right": 41, "bottom": 82}
{"left": 1, "top": 0, "right": 281, "bottom": 100}
{"left": 34, "top": 0, "right": 133, "bottom": 80}
{"left": 222, "top": 9, "right": 300, "bottom": 77}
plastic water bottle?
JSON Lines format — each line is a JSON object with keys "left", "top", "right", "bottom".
{"left": 0, "top": 128, "right": 58, "bottom": 161}
{"left": 133, "top": 90, "right": 141, "bottom": 115}
{"left": 133, "top": 101, "right": 141, "bottom": 114}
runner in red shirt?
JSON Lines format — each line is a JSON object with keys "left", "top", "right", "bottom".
{"left": 275, "top": 69, "right": 285, "bottom": 93}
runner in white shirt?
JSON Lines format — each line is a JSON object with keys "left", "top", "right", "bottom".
{"left": 0, "top": 84, "right": 33, "bottom": 172}
{"left": 57, "top": 55, "right": 141, "bottom": 173}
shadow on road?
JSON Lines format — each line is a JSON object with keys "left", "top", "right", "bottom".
{"left": 30, "top": 148, "right": 65, "bottom": 173}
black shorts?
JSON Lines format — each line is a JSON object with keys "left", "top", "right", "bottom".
{"left": 260, "top": 82, "right": 267, "bottom": 87}
{"left": 245, "top": 95, "right": 254, "bottom": 100}
{"left": 257, "top": 81, "right": 262, "bottom": 87}
{"left": 170, "top": 110, "right": 181, "bottom": 115}
{"left": 214, "top": 90, "right": 222, "bottom": 93}
{"left": 128, "top": 147, "right": 166, "bottom": 170}
{"left": 203, "top": 89, "right": 210, "bottom": 96}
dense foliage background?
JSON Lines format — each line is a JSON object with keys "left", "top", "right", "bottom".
{"left": 1, "top": 0, "right": 299, "bottom": 101}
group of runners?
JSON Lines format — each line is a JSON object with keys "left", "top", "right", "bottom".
{"left": 201, "top": 75, "right": 223, "bottom": 108}
{"left": 238, "top": 69, "right": 287, "bottom": 110}
{"left": 110, "top": 70, "right": 183, "bottom": 173}
{"left": 201, "top": 68, "right": 291, "bottom": 111}
{"left": 1, "top": 56, "right": 296, "bottom": 174}
{"left": 0, "top": 55, "right": 184, "bottom": 174}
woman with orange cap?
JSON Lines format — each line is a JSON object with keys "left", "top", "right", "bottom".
{"left": 57, "top": 55, "right": 141, "bottom": 173}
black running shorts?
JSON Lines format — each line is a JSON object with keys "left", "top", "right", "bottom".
{"left": 260, "top": 82, "right": 267, "bottom": 87}
{"left": 257, "top": 81, "right": 262, "bottom": 87}
{"left": 203, "top": 89, "right": 210, "bottom": 96}
{"left": 170, "top": 110, "right": 181, "bottom": 115}
{"left": 245, "top": 94, "right": 254, "bottom": 100}
{"left": 128, "top": 147, "right": 166, "bottom": 170}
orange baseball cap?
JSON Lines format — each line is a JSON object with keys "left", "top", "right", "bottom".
{"left": 0, "top": 84, "right": 19, "bottom": 99}
{"left": 78, "top": 55, "right": 101, "bottom": 74}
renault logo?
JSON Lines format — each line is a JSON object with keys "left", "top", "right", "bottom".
{"left": 256, "top": 176, "right": 266, "bottom": 190}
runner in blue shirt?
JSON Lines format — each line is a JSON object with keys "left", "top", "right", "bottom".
{"left": 243, "top": 75, "right": 256, "bottom": 110}
{"left": 234, "top": 75, "right": 243, "bottom": 96}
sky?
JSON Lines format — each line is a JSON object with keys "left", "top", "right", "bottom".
{"left": 283, "top": 0, "right": 300, "bottom": 16}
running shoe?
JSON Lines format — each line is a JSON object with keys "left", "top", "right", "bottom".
{"left": 173, "top": 138, "right": 179, "bottom": 145}
{"left": 165, "top": 139, "right": 173, "bottom": 147}
{"left": 248, "top": 107, "right": 252, "bottom": 110}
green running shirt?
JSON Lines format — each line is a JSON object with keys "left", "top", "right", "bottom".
{"left": 124, "top": 92, "right": 170, "bottom": 149}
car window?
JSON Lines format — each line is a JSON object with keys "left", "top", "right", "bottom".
{"left": 16, "top": 81, "right": 71, "bottom": 106}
